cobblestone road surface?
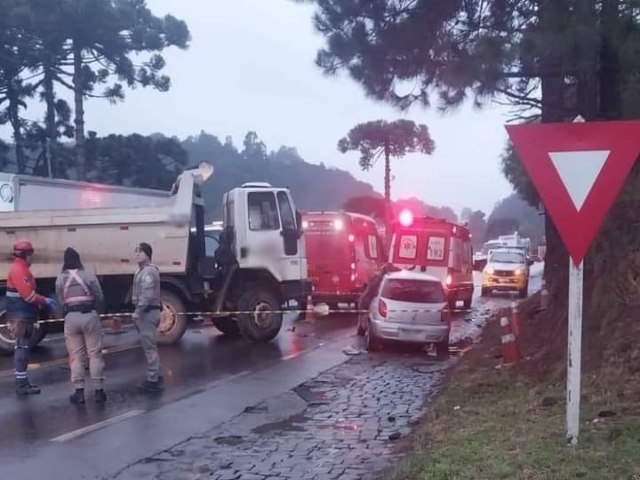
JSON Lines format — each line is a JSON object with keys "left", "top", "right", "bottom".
{"left": 112, "top": 311, "right": 489, "bottom": 480}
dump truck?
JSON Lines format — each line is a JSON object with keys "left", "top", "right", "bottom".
{"left": 0, "top": 164, "right": 311, "bottom": 355}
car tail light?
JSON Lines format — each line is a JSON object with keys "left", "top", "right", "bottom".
{"left": 378, "top": 299, "right": 387, "bottom": 318}
{"left": 441, "top": 305, "right": 451, "bottom": 323}
{"left": 445, "top": 274, "right": 452, "bottom": 286}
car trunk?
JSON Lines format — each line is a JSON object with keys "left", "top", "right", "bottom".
{"left": 379, "top": 278, "right": 446, "bottom": 325}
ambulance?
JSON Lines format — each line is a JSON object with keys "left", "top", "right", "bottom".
{"left": 302, "top": 211, "right": 385, "bottom": 307}
{"left": 388, "top": 210, "right": 474, "bottom": 310}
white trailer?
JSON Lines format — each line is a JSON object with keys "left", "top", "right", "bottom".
{"left": 0, "top": 165, "right": 311, "bottom": 354}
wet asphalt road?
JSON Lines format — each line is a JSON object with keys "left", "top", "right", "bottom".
{"left": 0, "top": 265, "right": 543, "bottom": 462}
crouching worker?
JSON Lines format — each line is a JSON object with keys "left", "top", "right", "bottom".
{"left": 56, "top": 248, "right": 106, "bottom": 405}
{"left": 356, "top": 263, "right": 399, "bottom": 336}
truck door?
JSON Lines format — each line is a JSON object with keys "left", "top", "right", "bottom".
{"left": 244, "top": 190, "right": 304, "bottom": 282}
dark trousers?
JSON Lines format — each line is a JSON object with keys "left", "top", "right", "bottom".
{"left": 13, "top": 321, "right": 34, "bottom": 388}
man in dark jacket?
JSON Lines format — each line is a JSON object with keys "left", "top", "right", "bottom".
{"left": 356, "top": 263, "right": 399, "bottom": 336}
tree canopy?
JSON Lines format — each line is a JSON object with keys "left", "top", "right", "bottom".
{"left": 0, "top": 0, "right": 190, "bottom": 178}
{"left": 338, "top": 119, "right": 435, "bottom": 235}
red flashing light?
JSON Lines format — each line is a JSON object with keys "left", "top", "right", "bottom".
{"left": 399, "top": 209, "right": 414, "bottom": 227}
{"left": 348, "top": 234, "right": 355, "bottom": 242}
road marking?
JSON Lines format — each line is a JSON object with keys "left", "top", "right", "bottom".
{"left": 51, "top": 409, "right": 145, "bottom": 443}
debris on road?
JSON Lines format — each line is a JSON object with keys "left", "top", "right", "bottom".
{"left": 342, "top": 345, "right": 363, "bottom": 356}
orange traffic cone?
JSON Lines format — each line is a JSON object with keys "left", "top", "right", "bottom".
{"left": 510, "top": 301, "right": 521, "bottom": 338}
{"left": 500, "top": 316, "right": 521, "bottom": 366}
{"left": 304, "top": 295, "right": 315, "bottom": 323}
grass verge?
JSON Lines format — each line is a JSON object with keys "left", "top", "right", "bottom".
{"left": 382, "top": 315, "right": 640, "bottom": 480}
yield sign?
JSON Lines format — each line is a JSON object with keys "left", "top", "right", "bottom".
{"left": 506, "top": 120, "right": 640, "bottom": 264}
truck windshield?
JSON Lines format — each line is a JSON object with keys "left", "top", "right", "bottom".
{"left": 381, "top": 279, "right": 446, "bottom": 304}
{"left": 489, "top": 251, "right": 525, "bottom": 264}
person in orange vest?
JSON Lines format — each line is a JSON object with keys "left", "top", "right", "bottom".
{"left": 6, "top": 240, "right": 58, "bottom": 395}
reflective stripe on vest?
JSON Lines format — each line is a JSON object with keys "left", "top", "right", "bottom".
{"left": 63, "top": 270, "right": 94, "bottom": 305}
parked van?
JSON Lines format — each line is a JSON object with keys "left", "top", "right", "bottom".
{"left": 389, "top": 211, "right": 474, "bottom": 310}
{"left": 302, "top": 211, "right": 386, "bottom": 307}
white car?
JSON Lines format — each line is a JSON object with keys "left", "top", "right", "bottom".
{"left": 365, "top": 270, "right": 450, "bottom": 354}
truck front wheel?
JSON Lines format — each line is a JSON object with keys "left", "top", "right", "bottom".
{"left": 0, "top": 298, "right": 48, "bottom": 356}
{"left": 237, "top": 286, "right": 282, "bottom": 343}
{"left": 157, "top": 290, "right": 187, "bottom": 345}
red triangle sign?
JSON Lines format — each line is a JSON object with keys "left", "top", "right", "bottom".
{"left": 506, "top": 120, "right": 640, "bottom": 265}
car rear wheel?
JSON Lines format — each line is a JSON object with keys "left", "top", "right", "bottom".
{"left": 365, "top": 320, "right": 383, "bottom": 351}
{"left": 435, "top": 334, "right": 450, "bottom": 358}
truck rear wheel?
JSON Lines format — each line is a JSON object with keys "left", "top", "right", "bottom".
{"left": 212, "top": 317, "right": 241, "bottom": 337}
{"left": 237, "top": 286, "right": 282, "bottom": 343}
{"left": 0, "top": 298, "right": 48, "bottom": 356}
{"left": 157, "top": 290, "right": 187, "bottom": 345}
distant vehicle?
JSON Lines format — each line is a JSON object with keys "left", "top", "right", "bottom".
{"left": 473, "top": 239, "right": 508, "bottom": 271}
{"left": 364, "top": 270, "right": 450, "bottom": 354}
{"left": 389, "top": 210, "right": 474, "bottom": 310}
{"left": 481, "top": 248, "right": 530, "bottom": 298}
{"left": 302, "top": 211, "right": 385, "bottom": 308}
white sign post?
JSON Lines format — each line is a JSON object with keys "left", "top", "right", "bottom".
{"left": 565, "top": 116, "right": 585, "bottom": 445}
{"left": 566, "top": 259, "right": 584, "bottom": 445}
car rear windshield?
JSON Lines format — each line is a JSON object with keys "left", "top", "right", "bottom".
{"left": 381, "top": 279, "right": 446, "bottom": 303}
{"left": 489, "top": 251, "right": 525, "bottom": 264}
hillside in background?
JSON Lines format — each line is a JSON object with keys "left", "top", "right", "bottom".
{"left": 2, "top": 130, "right": 540, "bottom": 242}
{"left": 181, "top": 131, "right": 377, "bottom": 220}
{"left": 486, "top": 193, "right": 545, "bottom": 247}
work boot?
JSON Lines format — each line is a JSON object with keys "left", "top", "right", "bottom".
{"left": 16, "top": 384, "right": 41, "bottom": 396}
{"left": 69, "top": 388, "right": 85, "bottom": 405}
{"left": 94, "top": 389, "right": 107, "bottom": 404}
{"left": 141, "top": 379, "right": 163, "bottom": 393}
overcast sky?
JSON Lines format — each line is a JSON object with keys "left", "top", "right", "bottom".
{"left": 10, "top": 0, "right": 517, "bottom": 215}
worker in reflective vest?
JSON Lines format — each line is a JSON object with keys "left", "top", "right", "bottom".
{"left": 55, "top": 248, "right": 106, "bottom": 405}
{"left": 6, "top": 239, "right": 57, "bottom": 396}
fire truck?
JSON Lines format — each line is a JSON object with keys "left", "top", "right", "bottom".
{"left": 302, "top": 211, "right": 385, "bottom": 308}
{"left": 388, "top": 210, "right": 474, "bottom": 310}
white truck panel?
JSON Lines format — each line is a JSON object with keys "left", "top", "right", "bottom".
{"left": 0, "top": 172, "right": 173, "bottom": 212}
{"left": 0, "top": 171, "right": 199, "bottom": 280}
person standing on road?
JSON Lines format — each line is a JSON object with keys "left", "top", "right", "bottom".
{"left": 56, "top": 247, "right": 106, "bottom": 405}
{"left": 132, "top": 242, "right": 164, "bottom": 392}
{"left": 6, "top": 240, "right": 58, "bottom": 396}
{"left": 356, "top": 263, "right": 398, "bottom": 336}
